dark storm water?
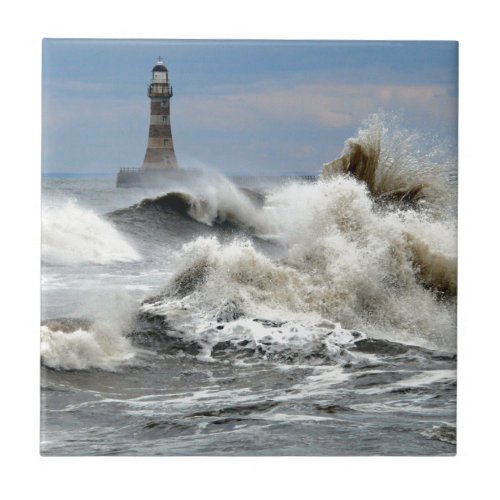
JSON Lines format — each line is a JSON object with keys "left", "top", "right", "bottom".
{"left": 40, "top": 176, "right": 456, "bottom": 456}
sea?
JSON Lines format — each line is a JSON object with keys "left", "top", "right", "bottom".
{"left": 40, "top": 118, "right": 457, "bottom": 456}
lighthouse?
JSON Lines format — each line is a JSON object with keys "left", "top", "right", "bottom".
{"left": 141, "top": 57, "right": 179, "bottom": 169}
{"left": 116, "top": 57, "right": 182, "bottom": 187}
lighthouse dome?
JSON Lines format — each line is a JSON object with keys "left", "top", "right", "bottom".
{"left": 152, "top": 58, "right": 167, "bottom": 72}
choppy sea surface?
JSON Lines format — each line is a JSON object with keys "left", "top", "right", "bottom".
{"left": 41, "top": 119, "right": 457, "bottom": 456}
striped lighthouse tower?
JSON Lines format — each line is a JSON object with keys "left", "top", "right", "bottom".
{"left": 141, "top": 57, "right": 179, "bottom": 170}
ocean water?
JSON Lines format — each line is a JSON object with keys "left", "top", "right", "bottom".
{"left": 40, "top": 118, "right": 457, "bottom": 456}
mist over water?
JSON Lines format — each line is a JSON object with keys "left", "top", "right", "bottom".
{"left": 41, "top": 114, "right": 457, "bottom": 455}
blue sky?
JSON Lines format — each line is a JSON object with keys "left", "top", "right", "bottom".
{"left": 42, "top": 39, "right": 458, "bottom": 175}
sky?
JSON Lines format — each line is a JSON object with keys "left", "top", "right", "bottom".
{"left": 42, "top": 39, "right": 458, "bottom": 175}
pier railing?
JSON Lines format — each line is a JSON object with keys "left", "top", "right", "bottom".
{"left": 147, "top": 84, "right": 173, "bottom": 98}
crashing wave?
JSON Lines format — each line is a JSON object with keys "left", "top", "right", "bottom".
{"left": 47, "top": 113, "right": 457, "bottom": 366}
{"left": 321, "top": 113, "right": 455, "bottom": 210}
{"left": 138, "top": 171, "right": 456, "bottom": 354}
{"left": 118, "top": 177, "right": 266, "bottom": 232}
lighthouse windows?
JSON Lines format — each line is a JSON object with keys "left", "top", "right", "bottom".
{"left": 162, "top": 116, "right": 167, "bottom": 122}
{"left": 161, "top": 100, "right": 167, "bottom": 108}
{"left": 163, "top": 139, "right": 169, "bottom": 145}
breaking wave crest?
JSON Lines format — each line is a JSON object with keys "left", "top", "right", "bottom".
{"left": 42, "top": 200, "right": 141, "bottom": 265}
{"left": 122, "top": 175, "right": 265, "bottom": 231}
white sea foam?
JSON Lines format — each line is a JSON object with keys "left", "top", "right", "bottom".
{"left": 41, "top": 289, "right": 141, "bottom": 371}
{"left": 42, "top": 200, "right": 140, "bottom": 265}
{"left": 41, "top": 321, "right": 136, "bottom": 371}
{"left": 147, "top": 170, "right": 456, "bottom": 351}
